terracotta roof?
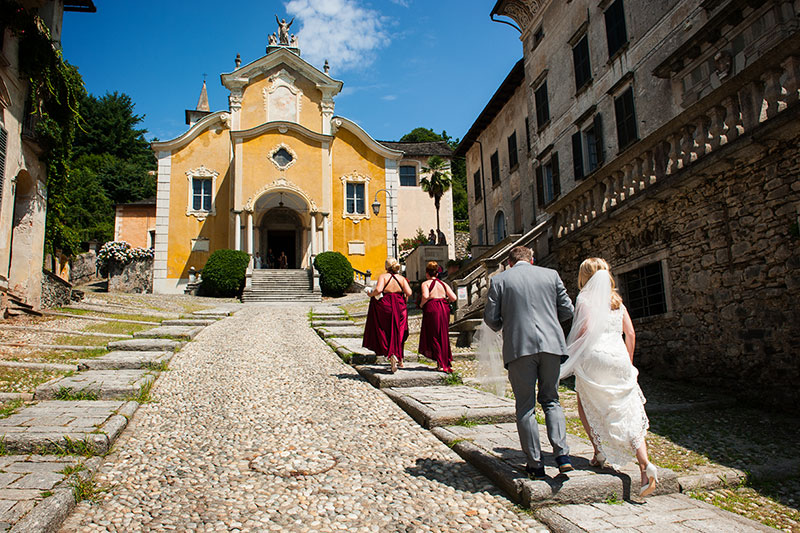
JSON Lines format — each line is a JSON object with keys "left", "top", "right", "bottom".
{"left": 378, "top": 141, "right": 453, "bottom": 157}
{"left": 454, "top": 59, "right": 525, "bottom": 158}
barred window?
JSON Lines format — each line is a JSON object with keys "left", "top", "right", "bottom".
{"left": 621, "top": 262, "right": 667, "bottom": 319}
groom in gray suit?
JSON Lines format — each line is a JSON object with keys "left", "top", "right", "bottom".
{"left": 483, "top": 246, "right": 574, "bottom": 478}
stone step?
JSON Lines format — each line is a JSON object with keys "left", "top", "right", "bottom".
{"left": 107, "top": 338, "right": 182, "bottom": 352}
{"left": 314, "top": 325, "right": 362, "bottom": 339}
{"left": 311, "top": 306, "right": 345, "bottom": 315}
{"left": 354, "top": 364, "right": 450, "bottom": 389}
{"left": 384, "top": 385, "right": 516, "bottom": 428}
{"left": 309, "top": 314, "right": 350, "bottom": 321}
{"left": 243, "top": 296, "right": 322, "bottom": 302}
{"left": 162, "top": 319, "right": 217, "bottom": 326}
{"left": 431, "top": 422, "right": 678, "bottom": 508}
{"left": 0, "top": 400, "right": 137, "bottom": 455}
{"left": 310, "top": 319, "right": 355, "bottom": 327}
{"left": 77, "top": 351, "right": 172, "bottom": 370}
{"left": 325, "top": 337, "right": 417, "bottom": 365}
{"left": 535, "top": 493, "right": 774, "bottom": 532}
{"left": 133, "top": 326, "right": 203, "bottom": 340}
{"left": 35, "top": 370, "right": 157, "bottom": 401}
{"left": 192, "top": 308, "right": 233, "bottom": 317}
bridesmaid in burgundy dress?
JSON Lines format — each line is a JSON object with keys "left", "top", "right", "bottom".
{"left": 362, "top": 258, "right": 412, "bottom": 373}
{"left": 418, "top": 261, "right": 458, "bottom": 373}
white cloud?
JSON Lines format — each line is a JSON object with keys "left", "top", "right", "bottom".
{"left": 381, "top": 94, "right": 397, "bottom": 101}
{"left": 389, "top": 0, "right": 410, "bottom": 6}
{"left": 285, "top": 0, "right": 391, "bottom": 73}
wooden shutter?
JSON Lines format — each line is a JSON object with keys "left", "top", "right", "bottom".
{"left": 535, "top": 165, "right": 544, "bottom": 207}
{"left": 551, "top": 152, "right": 561, "bottom": 198}
{"left": 572, "top": 131, "right": 584, "bottom": 180}
{"left": 593, "top": 113, "right": 605, "bottom": 166}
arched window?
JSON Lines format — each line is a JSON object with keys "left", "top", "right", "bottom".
{"left": 494, "top": 211, "right": 506, "bottom": 244}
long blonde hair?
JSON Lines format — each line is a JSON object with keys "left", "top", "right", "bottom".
{"left": 578, "top": 257, "right": 623, "bottom": 310}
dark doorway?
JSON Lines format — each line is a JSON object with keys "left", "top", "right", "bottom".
{"left": 267, "top": 230, "right": 296, "bottom": 268}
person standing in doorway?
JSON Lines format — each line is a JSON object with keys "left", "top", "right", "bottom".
{"left": 278, "top": 251, "right": 288, "bottom": 269}
{"left": 267, "top": 249, "right": 276, "bottom": 269}
{"left": 483, "top": 246, "right": 574, "bottom": 479}
{"left": 254, "top": 252, "right": 262, "bottom": 269}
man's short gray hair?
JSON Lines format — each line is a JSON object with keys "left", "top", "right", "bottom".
{"left": 508, "top": 246, "right": 533, "bottom": 265}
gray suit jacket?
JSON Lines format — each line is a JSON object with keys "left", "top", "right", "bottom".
{"left": 483, "top": 262, "right": 574, "bottom": 366}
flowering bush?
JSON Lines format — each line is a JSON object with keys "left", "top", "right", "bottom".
{"left": 398, "top": 228, "right": 429, "bottom": 263}
{"left": 97, "top": 241, "right": 154, "bottom": 273}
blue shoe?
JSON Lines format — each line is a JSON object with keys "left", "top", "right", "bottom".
{"left": 555, "top": 455, "right": 574, "bottom": 473}
{"left": 525, "top": 465, "right": 547, "bottom": 479}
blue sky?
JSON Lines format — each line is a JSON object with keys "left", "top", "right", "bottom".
{"left": 61, "top": 0, "right": 523, "bottom": 143}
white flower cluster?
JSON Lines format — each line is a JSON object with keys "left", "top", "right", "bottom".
{"left": 97, "top": 241, "right": 154, "bottom": 268}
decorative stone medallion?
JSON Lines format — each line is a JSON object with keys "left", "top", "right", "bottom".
{"left": 249, "top": 449, "right": 338, "bottom": 478}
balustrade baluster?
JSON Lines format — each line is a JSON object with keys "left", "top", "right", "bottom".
{"left": 594, "top": 181, "right": 605, "bottom": 216}
{"left": 708, "top": 105, "right": 726, "bottom": 150}
{"left": 781, "top": 56, "right": 800, "bottom": 105}
{"left": 604, "top": 175, "right": 615, "bottom": 211}
{"left": 666, "top": 134, "right": 681, "bottom": 174}
{"left": 762, "top": 69, "right": 784, "bottom": 119}
{"left": 739, "top": 80, "right": 765, "bottom": 130}
{"left": 582, "top": 193, "right": 591, "bottom": 224}
{"left": 693, "top": 115, "right": 711, "bottom": 158}
{"left": 723, "top": 96, "right": 741, "bottom": 142}
{"left": 682, "top": 125, "right": 695, "bottom": 166}
{"left": 614, "top": 171, "right": 625, "bottom": 204}
{"left": 621, "top": 164, "right": 633, "bottom": 199}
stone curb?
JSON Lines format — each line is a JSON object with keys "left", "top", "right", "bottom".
{"left": 0, "top": 342, "right": 104, "bottom": 352}
{"left": 162, "top": 319, "right": 217, "bottom": 326}
{"left": 677, "top": 467, "right": 747, "bottom": 492}
{"left": 532, "top": 507, "right": 582, "bottom": 533}
{"left": 34, "top": 371, "right": 155, "bottom": 401}
{"left": 384, "top": 388, "right": 516, "bottom": 429}
{"left": 133, "top": 326, "right": 203, "bottom": 341}
{"left": 9, "top": 456, "right": 103, "bottom": 533}
{"left": 0, "top": 392, "right": 34, "bottom": 401}
{"left": 107, "top": 339, "right": 182, "bottom": 352}
{"left": 0, "top": 361, "right": 77, "bottom": 372}
{"left": 40, "top": 311, "right": 160, "bottom": 326}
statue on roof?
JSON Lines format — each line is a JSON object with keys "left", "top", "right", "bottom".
{"left": 276, "top": 16, "right": 294, "bottom": 45}
{"left": 290, "top": 34, "right": 299, "bottom": 48}
{"left": 268, "top": 33, "right": 277, "bottom": 46}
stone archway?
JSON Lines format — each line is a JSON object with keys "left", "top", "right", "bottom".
{"left": 259, "top": 206, "right": 304, "bottom": 269}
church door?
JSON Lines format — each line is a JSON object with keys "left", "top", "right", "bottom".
{"left": 266, "top": 229, "right": 297, "bottom": 269}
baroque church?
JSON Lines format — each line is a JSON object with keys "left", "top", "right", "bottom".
{"left": 149, "top": 25, "right": 454, "bottom": 294}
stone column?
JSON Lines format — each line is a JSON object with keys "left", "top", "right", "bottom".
{"left": 234, "top": 211, "right": 242, "bottom": 251}
{"left": 246, "top": 211, "right": 253, "bottom": 255}
{"left": 309, "top": 212, "right": 317, "bottom": 257}
{"left": 322, "top": 212, "right": 330, "bottom": 252}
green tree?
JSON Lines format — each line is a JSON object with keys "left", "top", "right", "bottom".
{"left": 399, "top": 127, "right": 444, "bottom": 143}
{"left": 420, "top": 155, "right": 453, "bottom": 234}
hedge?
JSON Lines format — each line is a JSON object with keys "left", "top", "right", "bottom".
{"left": 313, "top": 251, "right": 353, "bottom": 296}
{"left": 200, "top": 249, "right": 251, "bottom": 297}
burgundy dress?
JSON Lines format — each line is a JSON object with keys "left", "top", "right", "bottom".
{"left": 418, "top": 279, "right": 453, "bottom": 373}
{"left": 362, "top": 275, "right": 409, "bottom": 361}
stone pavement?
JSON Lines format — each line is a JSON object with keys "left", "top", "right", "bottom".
{"left": 536, "top": 493, "right": 774, "bottom": 532}
{"left": 35, "top": 370, "right": 155, "bottom": 400}
{"left": 60, "top": 305, "right": 547, "bottom": 532}
{"left": 355, "top": 363, "right": 450, "bottom": 389}
{"left": 78, "top": 351, "right": 172, "bottom": 370}
{"left": 384, "top": 385, "right": 516, "bottom": 428}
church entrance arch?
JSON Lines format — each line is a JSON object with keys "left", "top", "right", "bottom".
{"left": 259, "top": 207, "right": 303, "bottom": 269}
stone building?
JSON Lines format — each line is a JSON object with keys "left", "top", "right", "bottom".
{"left": 114, "top": 197, "right": 156, "bottom": 249}
{"left": 148, "top": 29, "right": 454, "bottom": 294}
{"left": 455, "top": 0, "right": 800, "bottom": 404}
{"left": 0, "top": 0, "right": 96, "bottom": 311}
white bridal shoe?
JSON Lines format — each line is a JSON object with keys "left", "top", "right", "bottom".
{"left": 639, "top": 463, "right": 659, "bottom": 497}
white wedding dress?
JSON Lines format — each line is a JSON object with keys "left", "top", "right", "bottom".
{"left": 572, "top": 304, "right": 649, "bottom": 468}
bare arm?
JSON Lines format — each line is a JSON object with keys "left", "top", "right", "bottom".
{"left": 622, "top": 306, "right": 636, "bottom": 362}
{"left": 419, "top": 280, "right": 431, "bottom": 307}
{"left": 402, "top": 276, "right": 413, "bottom": 299}
{"left": 369, "top": 274, "right": 386, "bottom": 298}
{"left": 444, "top": 282, "right": 457, "bottom": 303}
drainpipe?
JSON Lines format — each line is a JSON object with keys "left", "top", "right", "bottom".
{"left": 474, "top": 139, "right": 490, "bottom": 246}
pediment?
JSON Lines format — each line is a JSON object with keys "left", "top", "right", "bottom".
{"left": 220, "top": 48, "right": 342, "bottom": 96}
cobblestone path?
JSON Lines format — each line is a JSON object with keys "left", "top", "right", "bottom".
{"left": 61, "top": 305, "right": 545, "bottom": 532}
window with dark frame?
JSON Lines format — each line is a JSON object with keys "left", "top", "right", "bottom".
{"left": 512, "top": 196, "right": 522, "bottom": 233}
{"left": 192, "top": 178, "right": 212, "bottom": 212}
{"left": 534, "top": 81, "right": 550, "bottom": 129}
{"left": 604, "top": 0, "right": 628, "bottom": 59}
{"left": 346, "top": 182, "right": 366, "bottom": 214}
{"left": 490, "top": 151, "right": 500, "bottom": 186}
{"left": 572, "top": 34, "right": 592, "bottom": 91}
{"left": 572, "top": 113, "right": 605, "bottom": 180}
{"left": 614, "top": 87, "right": 638, "bottom": 151}
{"left": 507, "top": 131, "right": 518, "bottom": 170}
{"left": 532, "top": 25, "right": 544, "bottom": 50}
{"left": 473, "top": 170, "right": 482, "bottom": 202}
{"left": 399, "top": 166, "right": 416, "bottom": 187}
{"left": 535, "top": 152, "right": 561, "bottom": 207}
{"left": 621, "top": 261, "right": 668, "bottom": 319}
{"left": 525, "top": 117, "right": 531, "bottom": 152}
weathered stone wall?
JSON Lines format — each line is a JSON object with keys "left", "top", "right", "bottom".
{"left": 108, "top": 257, "right": 153, "bottom": 294}
{"left": 553, "top": 138, "right": 800, "bottom": 406}
{"left": 69, "top": 251, "right": 97, "bottom": 286}
{"left": 40, "top": 269, "right": 73, "bottom": 309}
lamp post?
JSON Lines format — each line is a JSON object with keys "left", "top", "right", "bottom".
{"left": 372, "top": 188, "right": 398, "bottom": 259}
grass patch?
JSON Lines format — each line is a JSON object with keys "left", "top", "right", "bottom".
{"left": 58, "top": 463, "right": 85, "bottom": 477}
{"left": 0, "top": 399, "right": 23, "bottom": 419}
{"left": 442, "top": 371, "right": 463, "bottom": 386}
{"left": 455, "top": 416, "right": 478, "bottom": 427}
{"left": 48, "top": 436, "right": 97, "bottom": 457}
{"left": 145, "top": 360, "right": 170, "bottom": 372}
{"left": 603, "top": 492, "right": 624, "bottom": 505}
{"left": 39, "top": 490, "right": 53, "bottom": 498}
{"left": 82, "top": 321, "right": 150, "bottom": 335}
{"left": 0, "top": 367, "right": 68, "bottom": 393}
{"left": 54, "top": 387, "right": 99, "bottom": 401}
{"left": 71, "top": 471, "right": 106, "bottom": 503}
{"left": 338, "top": 351, "right": 352, "bottom": 364}
{"left": 52, "top": 335, "right": 107, "bottom": 347}
{"left": 127, "top": 378, "right": 155, "bottom": 404}
{"left": 55, "top": 307, "right": 163, "bottom": 323}
{"left": 446, "top": 438, "right": 471, "bottom": 449}
{"left": 565, "top": 417, "right": 589, "bottom": 440}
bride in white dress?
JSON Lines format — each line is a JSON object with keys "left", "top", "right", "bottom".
{"left": 560, "top": 258, "right": 659, "bottom": 497}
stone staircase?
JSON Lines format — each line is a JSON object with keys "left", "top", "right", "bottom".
{"left": 242, "top": 269, "right": 321, "bottom": 303}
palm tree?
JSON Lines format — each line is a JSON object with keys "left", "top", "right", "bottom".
{"left": 420, "top": 155, "right": 453, "bottom": 235}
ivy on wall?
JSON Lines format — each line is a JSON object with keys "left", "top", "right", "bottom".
{"left": 1, "top": 0, "right": 86, "bottom": 254}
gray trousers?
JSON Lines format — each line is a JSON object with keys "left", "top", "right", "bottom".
{"left": 507, "top": 353, "right": 569, "bottom": 467}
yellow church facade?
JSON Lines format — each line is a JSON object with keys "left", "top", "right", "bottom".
{"left": 151, "top": 44, "right": 406, "bottom": 294}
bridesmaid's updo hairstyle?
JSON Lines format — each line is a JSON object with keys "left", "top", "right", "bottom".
{"left": 578, "top": 257, "right": 623, "bottom": 310}
{"left": 426, "top": 261, "right": 439, "bottom": 276}
{"left": 385, "top": 257, "right": 401, "bottom": 274}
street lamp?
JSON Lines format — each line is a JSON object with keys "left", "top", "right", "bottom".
{"left": 372, "top": 188, "right": 398, "bottom": 259}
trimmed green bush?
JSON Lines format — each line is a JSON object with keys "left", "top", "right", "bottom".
{"left": 200, "top": 249, "right": 251, "bottom": 297}
{"left": 313, "top": 251, "right": 354, "bottom": 296}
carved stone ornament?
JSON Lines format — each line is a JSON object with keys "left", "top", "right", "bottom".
{"left": 229, "top": 90, "right": 243, "bottom": 111}
{"left": 714, "top": 50, "right": 733, "bottom": 80}
{"left": 219, "top": 113, "right": 231, "bottom": 129}
{"left": 264, "top": 69, "right": 303, "bottom": 123}
{"left": 186, "top": 165, "right": 219, "bottom": 221}
{"left": 245, "top": 176, "right": 319, "bottom": 213}
{"left": 495, "top": 0, "right": 542, "bottom": 31}
{"left": 269, "top": 143, "right": 298, "bottom": 171}
{"left": 331, "top": 118, "right": 344, "bottom": 135}
{"left": 340, "top": 171, "right": 371, "bottom": 223}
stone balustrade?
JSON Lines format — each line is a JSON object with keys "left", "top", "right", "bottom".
{"left": 549, "top": 53, "right": 800, "bottom": 240}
